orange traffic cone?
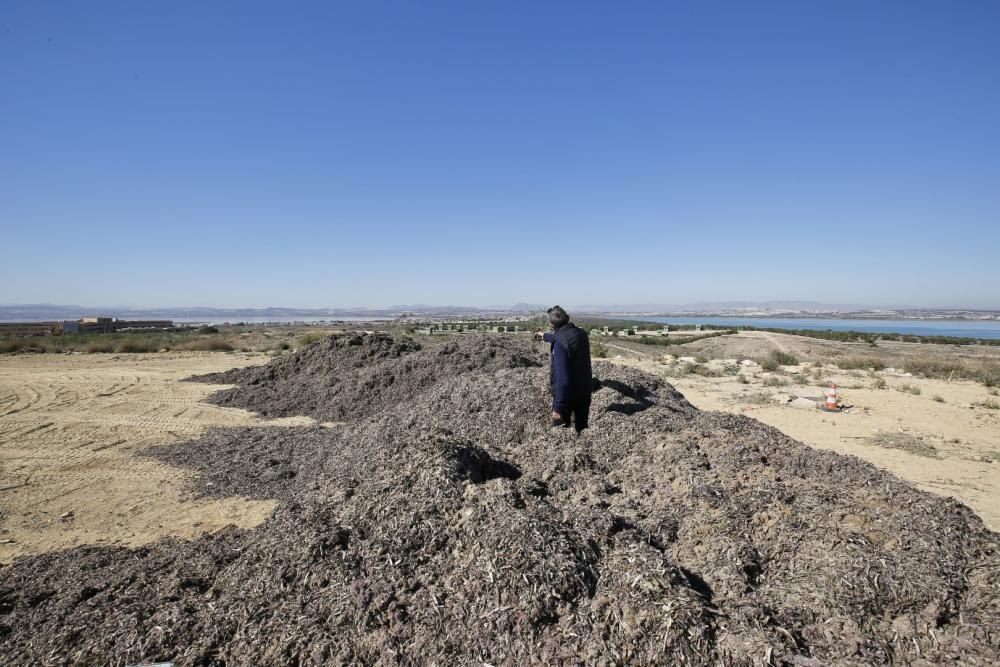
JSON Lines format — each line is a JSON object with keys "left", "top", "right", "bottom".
{"left": 823, "top": 384, "right": 839, "bottom": 412}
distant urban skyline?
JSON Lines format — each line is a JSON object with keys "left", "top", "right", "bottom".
{"left": 3, "top": 2, "right": 998, "bottom": 309}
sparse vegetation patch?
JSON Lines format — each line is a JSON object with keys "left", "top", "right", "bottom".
{"left": 866, "top": 431, "right": 938, "bottom": 458}
{"left": 837, "top": 356, "right": 886, "bottom": 371}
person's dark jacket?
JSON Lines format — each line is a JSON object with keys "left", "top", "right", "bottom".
{"left": 542, "top": 323, "right": 592, "bottom": 412}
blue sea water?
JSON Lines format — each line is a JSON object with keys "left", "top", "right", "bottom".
{"left": 634, "top": 317, "right": 1000, "bottom": 340}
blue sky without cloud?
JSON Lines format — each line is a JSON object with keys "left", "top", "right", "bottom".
{"left": 1, "top": 1, "right": 998, "bottom": 309}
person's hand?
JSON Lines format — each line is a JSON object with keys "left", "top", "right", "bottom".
{"left": 551, "top": 410, "right": 562, "bottom": 420}
{"left": 533, "top": 330, "right": 544, "bottom": 340}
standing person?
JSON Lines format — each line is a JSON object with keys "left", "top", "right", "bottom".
{"left": 536, "top": 306, "right": 592, "bottom": 431}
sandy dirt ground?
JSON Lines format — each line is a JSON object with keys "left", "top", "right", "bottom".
{"left": 605, "top": 331, "right": 1000, "bottom": 531}
{"left": 3, "top": 334, "right": 998, "bottom": 566}
{"left": 0, "top": 351, "right": 307, "bottom": 564}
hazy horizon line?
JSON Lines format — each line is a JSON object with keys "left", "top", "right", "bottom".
{"left": 2, "top": 301, "right": 998, "bottom": 313}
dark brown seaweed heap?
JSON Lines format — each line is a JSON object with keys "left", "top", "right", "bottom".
{"left": 1, "top": 334, "right": 997, "bottom": 666}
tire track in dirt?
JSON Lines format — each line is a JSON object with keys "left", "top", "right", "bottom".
{"left": 0, "top": 384, "right": 41, "bottom": 417}
{"left": 0, "top": 352, "right": 312, "bottom": 563}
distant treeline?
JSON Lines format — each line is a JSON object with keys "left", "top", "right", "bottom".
{"left": 572, "top": 318, "right": 703, "bottom": 332}
{"left": 630, "top": 330, "right": 735, "bottom": 346}
{"left": 414, "top": 315, "right": 1000, "bottom": 347}
{"left": 581, "top": 319, "right": 1000, "bottom": 347}
{"left": 719, "top": 326, "right": 1000, "bottom": 347}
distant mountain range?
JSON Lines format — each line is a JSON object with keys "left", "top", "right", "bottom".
{"left": 1, "top": 302, "right": 997, "bottom": 322}
{"left": 0, "top": 303, "right": 545, "bottom": 322}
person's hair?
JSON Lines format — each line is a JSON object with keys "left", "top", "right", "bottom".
{"left": 547, "top": 305, "right": 570, "bottom": 329}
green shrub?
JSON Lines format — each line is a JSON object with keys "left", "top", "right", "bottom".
{"left": 180, "top": 338, "right": 234, "bottom": 352}
{"left": 769, "top": 350, "right": 799, "bottom": 366}
{"left": 86, "top": 341, "right": 114, "bottom": 353}
{"left": 198, "top": 325, "right": 220, "bottom": 334}
{"left": 632, "top": 331, "right": 735, "bottom": 347}
{"left": 0, "top": 338, "right": 31, "bottom": 353}
{"left": 115, "top": 338, "right": 159, "bottom": 353}
{"left": 760, "top": 358, "right": 779, "bottom": 372}
{"left": 297, "top": 333, "right": 325, "bottom": 347}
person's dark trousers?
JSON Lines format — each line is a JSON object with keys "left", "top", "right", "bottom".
{"left": 552, "top": 395, "right": 591, "bottom": 432}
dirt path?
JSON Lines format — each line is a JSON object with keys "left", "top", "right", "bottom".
{"left": 0, "top": 352, "right": 311, "bottom": 563}
{"left": 755, "top": 330, "right": 791, "bottom": 354}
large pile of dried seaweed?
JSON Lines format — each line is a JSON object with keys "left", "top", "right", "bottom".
{"left": 1, "top": 334, "right": 998, "bottom": 666}
{"left": 195, "top": 333, "right": 545, "bottom": 422}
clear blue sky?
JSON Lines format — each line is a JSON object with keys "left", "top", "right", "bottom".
{"left": 2, "top": 1, "right": 998, "bottom": 309}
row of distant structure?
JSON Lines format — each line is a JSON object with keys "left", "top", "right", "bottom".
{"left": 421, "top": 323, "right": 524, "bottom": 334}
{"left": 591, "top": 324, "right": 699, "bottom": 336}
{"left": 422, "top": 323, "right": 698, "bottom": 336}
{"left": 0, "top": 317, "right": 175, "bottom": 337}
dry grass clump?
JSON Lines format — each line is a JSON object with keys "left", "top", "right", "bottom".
{"left": 897, "top": 383, "right": 922, "bottom": 395}
{"left": 0, "top": 338, "right": 32, "bottom": 353}
{"left": 296, "top": 332, "right": 326, "bottom": 347}
{"left": 866, "top": 430, "right": 938, "bottom": 458}
{"left": 901, "top": 357, "right": 1000, "bottom": 388}
{"left": 758, "top": 349, "right": 799, "bottom": 372}
{"left": 763, "top": 376, "right": 787, "bottom": 387}
{"left": 663, "top": 362, "right": 694, "bottom": 378}
{"left": 742, "top": 390, "right": 773, "bottom": 404}
{"left": 114, "top": 338, "right": 161, "bottom": 353}
{"left": 689, "top": 363, "right": 721, "bottom": 378}
{"left": 980, "top": 365, "right": 1000, "bottom": 388}
{"left": 903, "top": 357, "right": 967, "bottom": 378}
{"left": 177, "top": 338, "right": 235, "bottom": 352}
{"left": 837, "top": 356, "right": 886, "bottom": 371}
{"left": 769, "top": 350, "right": 799, "bottom": 366}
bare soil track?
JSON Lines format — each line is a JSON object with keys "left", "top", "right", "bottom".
{"left": 0, "top": 352, "right": 306, "bottom": 563}
{"left": 1, "top": 335, "right": 998, "bottom": 665}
